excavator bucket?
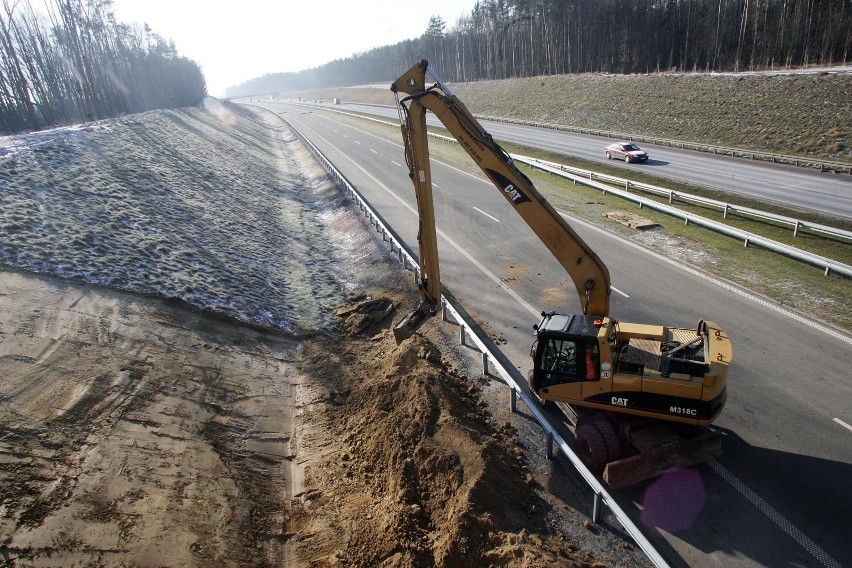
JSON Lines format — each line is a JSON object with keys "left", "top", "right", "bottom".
{"left": 393, "top": 302, "right": 433, "bottom": 344}
{"left": 602, "top": 431, "right": 723, "bottom": 490}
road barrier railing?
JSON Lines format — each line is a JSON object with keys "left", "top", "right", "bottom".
{"left": 514, "top": 155, "right": 852, "bottom": 278}
{"left": 411, "top": 128, "right": 852, "bottom": 278}
{"left": 281, "top": 115, "right": 672, "bottom": 568}
{"left": 520, "top": 156, "right": 852, "bottom": 243}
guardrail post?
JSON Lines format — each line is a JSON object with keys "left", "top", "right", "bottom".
{"left": 459, "top": 325, "right": 466, "bottom": 346}
{"left": 399, "top": 250, "right": 405, "bottom": 266}
{"left": 509, "top": 387, "right": 517, "bottom": 413}
{"left": 592, "top": 492, "right": 603, "bottom": 524}
{"left": 545, "top": 431, "right": 554, "bottom": 460}
{"left": 744, "top": 238, "right": 750, "bottom": 247}
{"left": 414, "top": 267, "right": 420, "bottom": 284}
{"left": 441, "top": 299, "right": 447, "bottom": 321}
{"left": 793, "top": 221, "right": 800, "bottom": 238}
{"left": 482, "top": 352, "right": 490, "bottom": 375}
{"left": 723, "top": 204, "right": 730, "bottom": 219}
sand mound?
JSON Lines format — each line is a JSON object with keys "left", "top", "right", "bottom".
{"left": 287, "top": 315, "right": 597, "bottom": 567}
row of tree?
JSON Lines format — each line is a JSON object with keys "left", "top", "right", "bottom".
{"left": 230, "top": 0, "right": 851, "bottom": 95}
{"left": 1, "top": 0, "right": 206, "bottom": 134}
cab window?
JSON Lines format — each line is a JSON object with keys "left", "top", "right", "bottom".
{"left": 540, "top": 337, "right": 580, "bottom": 382}
{"left": 538, "top": 338, "right": 600, "bottom": 385}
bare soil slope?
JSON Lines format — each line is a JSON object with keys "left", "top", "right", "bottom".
{"left": 0, "top": 102, "right": 624, "bottom": 566}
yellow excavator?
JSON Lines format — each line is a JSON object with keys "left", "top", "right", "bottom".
{"left": 390, "top": 60, "right": 731, "bottom": 488}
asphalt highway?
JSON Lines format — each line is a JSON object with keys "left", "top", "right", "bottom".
{"left": 263, "top": 102, "right": 851, "bottom": 568}
{"left": 318, "top": 101, "right": 852, "bottom": 221}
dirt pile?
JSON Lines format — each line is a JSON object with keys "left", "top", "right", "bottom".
{"left": 285, "top": 303, "right": 599, "bottom": 567}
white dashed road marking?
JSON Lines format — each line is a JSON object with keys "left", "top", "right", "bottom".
{"left": 473, "top": 207, "right": 500, "bottom": 222}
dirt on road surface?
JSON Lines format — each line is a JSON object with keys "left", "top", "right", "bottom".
{"left": 0, "top": 101, "right": 646, "bottom": 567}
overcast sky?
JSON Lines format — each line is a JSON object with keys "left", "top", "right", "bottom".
{"left": 110, "top": 0, "right": 478, "bottom": 96}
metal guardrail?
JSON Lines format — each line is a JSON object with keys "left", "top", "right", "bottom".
{"left": 280, "top": 114, "right": 671, "bottom": 568}
{"left": 521, "top": 157, "right": 852, "bottom": 243}
{"left": 514, "top": 155, "right": 852, "bottom": 279}
{"left": 405, "top": 125, "right": 852, "bottom": 278}
{"left": 477, "top": 115, "right": 852, "bottom": 176}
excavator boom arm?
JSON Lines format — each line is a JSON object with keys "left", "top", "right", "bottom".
{"left": 392, "top": 61, "right": 610, "bottom": 343}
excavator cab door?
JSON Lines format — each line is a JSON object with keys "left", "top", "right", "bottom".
{"left": 580, "top": 340, "right": 610, "bottom": 399}
{"left": 534, "top": 336, "right": 581, "bottom": 386}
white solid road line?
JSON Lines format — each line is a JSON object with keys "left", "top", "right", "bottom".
{"left": 833, "top": 417, "right": 852, "bottom": 433}
{"left": 556, "top": 209, "right": 852, "bottom": 345}
{"left": 295, "top": 120, "right": 540, "bottom": 317}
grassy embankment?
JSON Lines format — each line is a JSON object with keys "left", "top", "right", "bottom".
{"left": 289, "top": 70, "right": 851, "bottom": 163}
{"left": 283, "top": 71, "right": 852, "bottom": 330}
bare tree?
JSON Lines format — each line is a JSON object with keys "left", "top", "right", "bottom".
{"left": 1, "top": 0, "right": 206, "bottom": 134}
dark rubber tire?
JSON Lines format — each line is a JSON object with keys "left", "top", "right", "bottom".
{"left": 592, "top": 419, "right": 622, "bottom": 463}
{"left": 624, "top": 155, "right": 631, "bottom": 163}
{"left": 576, "top": 422, "right": 608, "bottom": 473}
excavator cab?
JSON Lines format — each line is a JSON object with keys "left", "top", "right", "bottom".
{"left": 530, "top": 313, "right": 603, "bottom": 392}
